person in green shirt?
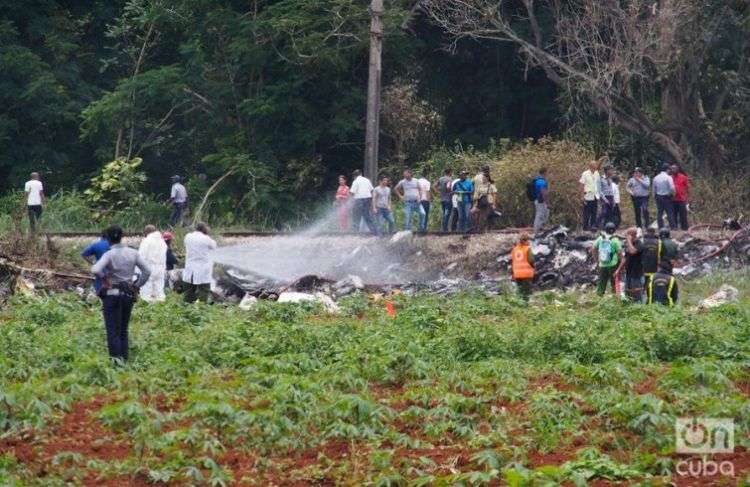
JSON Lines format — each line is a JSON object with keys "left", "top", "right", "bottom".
{"left": 591, "top": 222, "right": 624, "bottom": 296}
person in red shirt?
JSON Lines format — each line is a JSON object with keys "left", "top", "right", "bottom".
{"left": 670, "top": 164, "right": 690, "bottom": 230}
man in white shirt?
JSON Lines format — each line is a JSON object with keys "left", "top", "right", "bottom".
{"left": 578, "top": 161, "right": 600, "bottom": 231}
{"left": 182, "top": 222, "right": 217, "bottom": 303}
{"left": 24, "top": 172, "right": 45, "bottom": 231}
{"left": 168, "top": 175, "right": 188, "bottom": 227}
{"left": 652, "top": 164, "right": 676, "bottom": 229}
{"left": 416, "top": 172, "right": 432, "bottom": 232}
{"left": 138, "top": 225, "right": 168, "bottom": 302}
{"left": 348, "top": 170, "right": 378, "bottom": 235}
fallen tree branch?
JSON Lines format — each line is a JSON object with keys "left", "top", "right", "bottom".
{"left": 0, "top": 259, "right": 93, "bottom": 281}
{"left": 191, "top": 167, "right": 238, "bottom": 227}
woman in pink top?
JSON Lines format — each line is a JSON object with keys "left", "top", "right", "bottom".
{"left": 334, "top": 175, "right": 350, "bottom": 231}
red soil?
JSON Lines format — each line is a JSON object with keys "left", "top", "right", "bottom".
{"left": 0, "top": 396, "right": 146, "bottom": 486}
{"left": 735, "top": 380, "right": 750, "bottom": 396}
{"left": 529, "top": 373, "right": 576, "bottom": 392}
{"left": 527, "top": 449, "right": 575, "bottom": 468}
{"left": 633, "top": 375, "right": 660, "bottom": 395}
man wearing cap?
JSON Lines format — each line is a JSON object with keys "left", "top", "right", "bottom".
{"left": 163, "top": 232, "right": 178, "bottom": 271}
{"left": 168, "top": 176, "right": 188, "bottom": 227}
{"left": 626, "top": 167, "right": 650, "bottom": 229}
{"left": 472, "top": 165, "right": 498, "bottom": 233}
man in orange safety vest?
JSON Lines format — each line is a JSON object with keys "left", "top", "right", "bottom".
{"left": 511, "top": 233, "right": 535, "bottom": 301}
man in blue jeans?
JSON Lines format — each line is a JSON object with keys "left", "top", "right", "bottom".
{"left": 435, "top": 168, "right": 454, "bottom": 232}
{"left": 349, "top": 170, "right": 379, "bottom": 235}
{"left": 372, "top": 176, "right": 395, "bottom": 233}
{"left": 653, "top": 164, "right": 676, "bottom": 229}
{"left": 394, "top": 169, "right": 425, "bottom": 231}
{"left": 452, "top": 170, "right": 474, "bottom": 233}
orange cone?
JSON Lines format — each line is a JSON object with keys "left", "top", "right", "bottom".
{"left": 385, "top": 300, "right": 396, "bottom": 317}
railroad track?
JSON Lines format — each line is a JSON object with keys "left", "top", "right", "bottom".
{"left": 45, "top": 228, "right": 532, "bottom": 238}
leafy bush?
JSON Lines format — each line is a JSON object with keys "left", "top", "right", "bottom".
{"left": 84, "top": 157, "right": 147, "bottom": 219}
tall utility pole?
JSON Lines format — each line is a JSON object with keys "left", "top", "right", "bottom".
{"left": 364, "top": 0, "right": 384, "bottom": 182}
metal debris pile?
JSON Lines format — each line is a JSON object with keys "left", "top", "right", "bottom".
{"left": 213, "top": 224, "right": 749, "bottom": 307}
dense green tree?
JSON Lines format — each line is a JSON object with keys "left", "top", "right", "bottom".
{"left": 3, "top": 0, "right": 745, "bottom": 226}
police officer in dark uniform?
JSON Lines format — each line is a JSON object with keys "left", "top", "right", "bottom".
{"left": 91, "top": 225, "right": 151, "bottom": 363}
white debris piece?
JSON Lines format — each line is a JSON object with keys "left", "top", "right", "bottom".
{"left": 570, "top": 250, "right": 588, "bottom": 261}
{"left": 276, "top": 291, "right": 340, "bottom": 313}
{"left": 348, "top": 275, "right": 365, "bottom": 289}
{"left": 314, "top": 292, "right": 341, "bottom": 314}
{"left": 532, "top": 243, "right": 552, "bottom": 256}
{"left": 277, "top": 292, "right": 317, "bottom": 304}
{"left": 239, "top": 293, "right": 258, "bottom": 310}
{"left": 390, "top": 230, "right": 413, "bottom": 244}
{"left": 698, "top": 285, "right": 739, "bottom": 310}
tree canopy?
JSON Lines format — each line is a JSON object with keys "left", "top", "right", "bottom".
{"left": 1, "top": 0, "right": 747, "bottom": 219}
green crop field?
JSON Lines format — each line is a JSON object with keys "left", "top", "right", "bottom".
{"left": 0, "top": 279, "right": 749, "bottom": 486}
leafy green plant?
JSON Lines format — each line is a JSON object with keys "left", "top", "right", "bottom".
{"left": 84, "top": 157, "right": 147, "bottom": 218}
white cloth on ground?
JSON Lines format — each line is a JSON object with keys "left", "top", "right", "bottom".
{"left": 138, "top": 231, "right": 168, "bottom": 302}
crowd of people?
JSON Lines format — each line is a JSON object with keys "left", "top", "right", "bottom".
{"left": 12, "top": 162, "right": 691, "bottom": 364}
{"left": 20, "top": 159, "right": 688, "bottom": 238}
{"left": 331, "top": 160, "right": 689, "bottom": 237}
{"left": 579, "top": 161, "right": 691, "bottom": 232}
{"left": 511, "top": 224, "right": 680, "bottom": 306}
{"left": 334, "top": 166, "right": 506, "bottom": 235}
{"left": 83, "top": 223, "right": 215, "bottom": 363}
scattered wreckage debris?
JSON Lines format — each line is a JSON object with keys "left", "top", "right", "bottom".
{"left": 0, "top": 257, "right": 93, "bottom": 304}
{"left": 698, "top": 285, "right": 740, "bottom": 310}
{"left": 214, "top": 223, "right": 749, "bottom": 307}
{"left": 4, "top": 222, "right": 748, "bottom": 307}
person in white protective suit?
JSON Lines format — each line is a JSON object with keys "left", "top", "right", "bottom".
{"left": 137, "top": 225, "right": 168, "bottom": 302}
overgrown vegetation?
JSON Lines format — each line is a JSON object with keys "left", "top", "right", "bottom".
{"left": 0, "top": 275, "right": 748, "bottom": 485}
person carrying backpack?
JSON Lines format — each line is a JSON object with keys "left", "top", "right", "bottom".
{"left": 529, "top": 167, "right": 549, "bottom": 234}
{"left": 511, "top": 233, "right": 535, "bottom": 301}
{"left": 647, "top": 261, "right": 679, "bottom": 306}
{"left": 591, "top": 222, "right": 624, "bottom": 296}
{"left": 452, "top": 170, "right": 474, "bottom": 233}
{"left": 640, "top": 227, "right": 662, "bottom": 279}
